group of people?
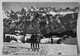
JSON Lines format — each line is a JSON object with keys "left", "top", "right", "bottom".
{"left": 30, "top": 34, "right": 40, "bottom": 51}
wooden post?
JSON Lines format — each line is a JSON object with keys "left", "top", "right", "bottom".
{"left": 23, "top": 13, "right": 26, "bottom": 43}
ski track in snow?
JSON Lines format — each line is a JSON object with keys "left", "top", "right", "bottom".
{"left": 2, "top": 42, "right": 77, "bottom": 55}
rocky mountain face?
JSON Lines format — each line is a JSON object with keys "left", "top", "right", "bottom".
{"left": 3, "top": 8, "right": 78, "bottom": 34}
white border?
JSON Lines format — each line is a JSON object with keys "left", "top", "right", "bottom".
{"left": 1, "top": 0, "right": 80, "bottom": 2}
{"left": 0, "top": 0, "right": 80, "bottom": 56}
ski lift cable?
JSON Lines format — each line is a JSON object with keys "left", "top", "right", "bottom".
{"left": 36, "top": 2, "right": 39, "bottom": 8}
{"left": 17, "top": 3, "right": 23, "bottom": 9}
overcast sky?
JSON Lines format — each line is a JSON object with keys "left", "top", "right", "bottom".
{"left": 2, "top": 2, "right": 79, "bottom": 12}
